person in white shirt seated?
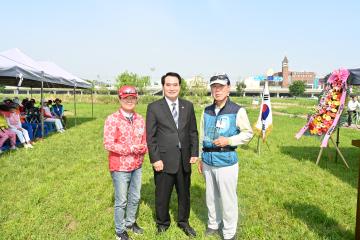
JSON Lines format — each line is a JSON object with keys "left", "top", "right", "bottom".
{"left": 41, "top": 100, "right": 65, "bottom": 133}
{"left": 347, "top": 95, "right": 360, "bottom": 126}
{"left": 5, "top": 104, "right": 33, "bottom": 149}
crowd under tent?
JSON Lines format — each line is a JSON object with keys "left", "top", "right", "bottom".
{"left": 0, "top": 48, "right": 92, "bottom": 135}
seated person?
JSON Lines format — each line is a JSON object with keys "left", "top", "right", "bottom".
{"left": 5, "top": 104, "right": 33, "bottom": 149}
{"left": 47, "top": 99, "right": 53, "bottom": 109}
{"left": 13, "top": 97, "right": 20, "bottom": 105}
{"left": 52, "top": 98, "right": 66, "bottom": 128}
{"left": 25, "top": 100, "right": 40, "bottom": 123}
{"left": 20, "top": 98, "right": 29, "bottom": 114}
{"left": 3, "top": 98, "right": 13, "bottom": 106}
{"left": 41, "top": 100, "right": 65, "bottom": 133}
{"left": 0, "top": 104, "right": 17, "bottom": 152}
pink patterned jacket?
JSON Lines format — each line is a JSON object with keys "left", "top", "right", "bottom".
{"left": 103, "top": 109, "right": 147, "bottom": 172}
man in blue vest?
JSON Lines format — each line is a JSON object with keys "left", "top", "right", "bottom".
{"left": 52, "top": 98, "right": 66, "bottom": 128}
{"left": 198, "top": 74, "right": 253, "bottom": 240}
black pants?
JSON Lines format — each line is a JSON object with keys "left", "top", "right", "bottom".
{"left": 348, "top": 110, "right": 356, "bottom": 126}
{"left": 154, "top": 162, "right": 191, "bottom": 227}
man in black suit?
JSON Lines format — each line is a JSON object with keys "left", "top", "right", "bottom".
{"left": 146, "top": 72, "right": 199, "bottom": 237}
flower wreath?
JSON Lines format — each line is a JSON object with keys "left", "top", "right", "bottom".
{"left": 296, "top": 69, "right": 350, "bottom": 147}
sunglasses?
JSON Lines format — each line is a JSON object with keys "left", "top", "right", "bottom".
{"left": 210, "top": 74, "right": 230, "bottom": 83}
{"left": 122, "top": 89, "right": 137, "bottom": 94}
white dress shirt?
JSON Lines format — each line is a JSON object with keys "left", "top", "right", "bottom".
{"left": 165, "top": 97, "right": 179, "bottom": 115}
{"left": 348, "top": 99, "right": 360, "bottom": 111}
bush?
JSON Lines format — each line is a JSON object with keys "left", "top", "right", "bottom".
{"left": 138, "top": 95, "right": 161, "bottom": 104}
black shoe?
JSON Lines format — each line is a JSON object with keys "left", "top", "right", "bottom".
{"left": 177, "top": 224, "right": 197, "bottom": 237}
{"left": 115, "top": 231, "right": 131, "bottom": 240}
{"left": 205, "top": 227, "right": 219, "bottom": 236}
{"left": 126, "top": 222, "right": 144, "bottom": 234}
{"left": 157, "top": 225, "right": 169, "bottom": 234}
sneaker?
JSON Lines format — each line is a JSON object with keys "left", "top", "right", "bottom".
{"left": 24, "top": 144, "right": 30, "bottom": 149}
{"left": 10, "top": 146, "right": 17, "bottom": 150}
{"left": 126, "top": 222, "right": 144, "bottom": 234}
{"left": 27, "top": 144, "right": 34, "bottom": 149}
{"left": 0, "top": 150, "right": 2, "bottom": 154}
{"left": 115, "top": 231, "right": 131, "bottom": 240}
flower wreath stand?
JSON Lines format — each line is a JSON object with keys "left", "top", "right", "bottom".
{"left": 314, "top": 128, "right": 349, "bottom": 168}
{"left": 296, "top": 68, "right": 350, "bottom": 168}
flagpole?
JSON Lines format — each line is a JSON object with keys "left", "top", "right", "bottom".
{"left": 254, "top": 68, "right": 274, "bottom": 155}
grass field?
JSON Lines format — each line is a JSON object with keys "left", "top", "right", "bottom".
{"left": 0, "top": 98, "right": 359, "bottom": 240}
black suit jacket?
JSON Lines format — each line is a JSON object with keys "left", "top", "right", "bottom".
{"left": 146, "top": 98, "right": 199, "bottom": 174}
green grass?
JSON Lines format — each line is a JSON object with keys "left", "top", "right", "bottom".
{"left": 0, "top": 100, "right": 359, "bottom": 239}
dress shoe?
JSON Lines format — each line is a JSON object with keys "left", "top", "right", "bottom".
{"left": 126, "top": 222, "right": 144, "bottom": 234}
{"left": 205, "top": 227, "right": 219, "bottom": 236}
{"left": 157, "top": 225, "right": 169, "bottom": 234}
{"left": 177, "top": 224, "right": 196, "bottom": 237}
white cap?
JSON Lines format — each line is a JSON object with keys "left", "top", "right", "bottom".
{"left": 209, "top": 74, "right": 230, "bottom": 86}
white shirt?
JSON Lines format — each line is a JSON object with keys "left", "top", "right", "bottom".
{"left": 348, "top": 99, "right": 360, "bottom": 111}
{"left": 120, "top": 108, "right": 134, "bottom": 118}
{"left": 43, "top": 106, "right": 52, "bottom": 117}
{"left": 165, "top": 97, "right": 179, "bottom": 114}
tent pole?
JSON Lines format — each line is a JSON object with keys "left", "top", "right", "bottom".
{"left": 74, "top": 84, "right": 77, "bottom": 126}
{"left": 40, "top": 72, "right": 44, "bottom": 138}
{"left": 30, "top": 87, "right": 33, "bottom": 98}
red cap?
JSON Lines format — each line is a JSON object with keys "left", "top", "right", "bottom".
{"left": 118, "top": 85, "right": 138, "bottom": 98}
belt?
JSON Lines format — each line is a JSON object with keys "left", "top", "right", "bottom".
{"left": 203, "top": 147, "right": 236, "bottom": 152}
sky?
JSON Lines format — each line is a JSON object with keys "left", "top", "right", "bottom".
{"left": 1, "top": 0, "right": 359, "bottom": 84}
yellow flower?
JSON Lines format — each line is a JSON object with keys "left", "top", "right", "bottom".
{"left": 331, "top": 108, "right": 337, "bottom": 113}
{"left": 333, "top": 101, "right": 340, "bottom": 106}
{"left": 310, "top": 129, "right": 318, "bottom": 134}
{"left": 325, "top": 115, "right": 331, "bottom": 121}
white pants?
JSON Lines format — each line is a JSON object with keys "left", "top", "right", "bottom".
{"left": 203, "top": 162, "right": 239, "bottom": 239}
{"left": 9, "top": 127, "right": 30, "bottom": 144}
{"left": 45, "top": 118, "right": 63, "bottom": 131}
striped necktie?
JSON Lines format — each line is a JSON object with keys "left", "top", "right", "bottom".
{"left": 171, "top": 102, "right": 178, "bottom": 127}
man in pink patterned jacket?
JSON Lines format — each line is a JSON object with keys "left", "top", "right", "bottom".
{"left": 104, "top": 85, "right": 147, "bottom": 240}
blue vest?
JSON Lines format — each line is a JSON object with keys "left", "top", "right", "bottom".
{"left": 52, "top": 104, "right": 64, "bottom": 117}
{"left": 202, "top": 99, "right": 241, "bottom": 167}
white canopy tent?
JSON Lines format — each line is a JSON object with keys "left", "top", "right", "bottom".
{"left": 0, "top": 48, "right": 93, "bottom": 134}
{"left": 37, "top": 61, "right": 90, "bottom": 88}
{"left": 0, "top": 48, "right": 90, "bottom": 88}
